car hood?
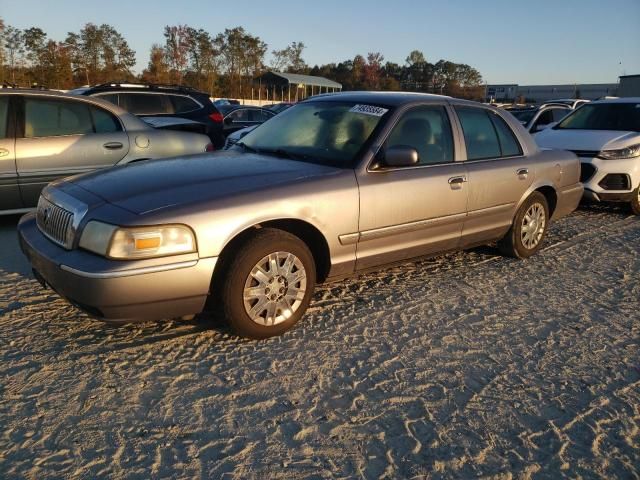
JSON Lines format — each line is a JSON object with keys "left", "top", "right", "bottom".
{"left": 67, "top": 151, "right": 344, "bottom": 215}
{"left": 535, "top": 128, "right": 640, "bottom": 151}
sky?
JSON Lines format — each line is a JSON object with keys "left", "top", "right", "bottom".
{"left": 1, "top": 0, "right": 639, "bottom": 85}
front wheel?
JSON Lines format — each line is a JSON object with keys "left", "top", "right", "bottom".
{"left": 498, "top": 192, "right": 549, "bottom": 259}
{"left": 221, "top": 228, "right": 316, "bottom": 339}
{"left": 630, "top": 187, "right": 640, "bottom": 215}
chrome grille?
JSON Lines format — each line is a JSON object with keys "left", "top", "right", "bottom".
{"left": 36, "top": 196, "right": 74, "bottom": 249}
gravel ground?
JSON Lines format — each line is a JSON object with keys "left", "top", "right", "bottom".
{"left": 0, "top": 205, "right": 638, "bottom": 479}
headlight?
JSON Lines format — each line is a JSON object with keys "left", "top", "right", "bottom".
{"left": 79, "top": 221, "right": 197, "bottom": 259}
{"left": 598, "top": 143, "right": 640, "bottom": 160}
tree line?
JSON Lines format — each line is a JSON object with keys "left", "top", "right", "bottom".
{"left": 0, "top": 19, "right": 485, "bottom": 100}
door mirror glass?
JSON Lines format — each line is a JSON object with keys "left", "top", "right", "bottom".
{"left": 382, "top": 145, "right": 419, "bottom": 167}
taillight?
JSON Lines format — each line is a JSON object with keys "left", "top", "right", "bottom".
{"left": 209, "top": 112, "right": 223, "bottom": 123}
{"left": 205, "top": 143, "right": 215, "bottom": 152}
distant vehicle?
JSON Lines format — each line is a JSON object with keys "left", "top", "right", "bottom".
{"left": 71, "top": 83, "right": 226, "bottom": 149}
{"left": 224, "top": 125, "right": 258, "bottom": 149}
{"left": 543, "top": 99, "right": 590, "bottom": 109}
{"left": 267, "top": 102, "right": 294, "bottom": 114}
{"left": 536, "top": 97, "right": 640, "bottom": 214}
{"left": 0, "top": 89, "right": 212, "bottom": 213}
{"left": 505, "top": 104, "right": 572, "bottom": 133}
{"left": 213, "top": 98, "right": 240, "bottom": 107}
{"left": 18, "top": 92, "right": 582, "bottom": 338}
{"left": 217, "top": 104, "right": 276, "bottom": 135}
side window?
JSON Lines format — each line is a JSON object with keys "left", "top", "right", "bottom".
{"left": 488, "top": 112, "right": 522, "bottom": 157}
{"left": 536, "top": 110, "right": 554, "bottom": 127}
{"left": 95, "top": 93, "right": 118, "bottom": 105}
{"left": 24, "top": 98, "right": 93, "bottom": 138}
{"left": 89, "top": 105, "right": 122, "bottom": 133}
{"left": 0, "top": 97, "right": 8, "bottom": 139}
{"left": 552, "top": 108, "right": 569, "bottom": 122}
{"left": 456, "top": 107, "right": 501, "bottom": 160}
{"left": 385, "top": 105, "right": 454, "bottom": 165}
{"left": 121, "top": 93, "right": 175, "bottom": 115}
{"left": 228, "top": 109, "right": 250, "bottom": 122}
{"left": 250, "top": 109, "right": 274, "bottom": 122}
{"left": 171, "top": 95, "right": 200, "bottom": 114}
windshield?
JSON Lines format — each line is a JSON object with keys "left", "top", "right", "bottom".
{"left": 509, "top": 109, "right": 536, "bottom": 124}
{"left": 556, "top": 102, "right": 640, "bottom": 132}
{"left": 240, "top": 101, "right": 391, "bottom": 166}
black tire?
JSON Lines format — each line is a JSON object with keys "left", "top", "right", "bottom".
{"left": 220, "top": 228, "right": 316, "bottom": 339}
{"left": 630, "top": 188, "right": 640, "bottom": 215}
{"left": 498, "top": 192, "right": 550, "bottom": 259}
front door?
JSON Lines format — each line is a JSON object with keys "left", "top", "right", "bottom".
{"left": 356, "top": 105, "right": 468, "bottom": 270}
{"left": 15, "top": 95, "right": 129, "bottom": 207}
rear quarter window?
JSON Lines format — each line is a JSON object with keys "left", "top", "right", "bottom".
{"left": 171, "top": 95, "right": 201, "bottom": 114}
{"left": 121, "top": 93, "right": 175, "bottom": 115}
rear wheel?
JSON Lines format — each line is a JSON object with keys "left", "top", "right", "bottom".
{"left": 498, "top": 192, "right": 549, "bottom": 259}
{"left": 630, "top": 187, "right": 640, "bottom": 215}
{"left": 221, "top": 228, "right": 316, "bottom": 339}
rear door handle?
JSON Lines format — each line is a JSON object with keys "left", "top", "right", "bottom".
{"left": 516, "top": 168, "right": 529, "bottom": 179}
{"left": 448, "top": 176, "right": 467, "bottom": 190}
{"left": 103, "top": 142, "right": 124, "bottom": 150}
{"left": 0, "top": 148, "right": 9, "bottom": 157}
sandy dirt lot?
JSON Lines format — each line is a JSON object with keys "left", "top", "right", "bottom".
{"left": 0, "top": 206, "right": 638, "bottom": 479}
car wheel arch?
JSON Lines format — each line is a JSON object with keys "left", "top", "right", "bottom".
{"left": 212, "top": 218, "right": 332, "bottom": 288}
{"left": 515, "top": 182, "right": 558, "bottom": 220}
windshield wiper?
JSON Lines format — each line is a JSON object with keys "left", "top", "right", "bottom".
{"left": 259, "top": 148, "right": 312, "bottom": 161}
{"left": 235, "top": 141, "right": 259, "bottom": 154}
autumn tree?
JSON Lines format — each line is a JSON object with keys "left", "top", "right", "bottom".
{"left": 141, "top": 44, "right": 170, "bottom": 84}
{"left": 3, "top": 25, "right": 24, "bottom": 84}
{"left": 271, "top": 41, "right": 307, "bottom": 73}
{"left": 214, "top": 27, "right": 266, "bottom": 98}
{"left": 163, "top": 25, "right": 190, "bottom": 83}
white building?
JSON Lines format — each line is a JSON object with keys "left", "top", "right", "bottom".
{"left": 485, "top": 83, "right": 618, "bottom": 103}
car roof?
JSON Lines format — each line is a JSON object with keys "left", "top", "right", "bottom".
{"left": 303, "top": 91, "right": 458, "bottom": 107}
{"left": 0, "top": 88, "right": 129, "bottom": 113}
{"left": 590, "top": 97, "right": 640, "bottom": 104}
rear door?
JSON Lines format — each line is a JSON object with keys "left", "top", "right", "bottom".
{"left": 15, "top": 95, "right": 130, "bottom": 207}
{"left": 454, "top": 106, "right": 533, "bottom": 245}
{"left": 0, "top": 95, "right": 21, "bottom": 210}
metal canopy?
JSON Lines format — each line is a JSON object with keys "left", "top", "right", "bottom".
{"left": 257, "top": 71, "right": 342, "bottom": 90}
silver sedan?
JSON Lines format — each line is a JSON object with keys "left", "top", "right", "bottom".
{"left": 0, "top": 89, "right": 213, "bottom": 214}
{"left": 18, "top": 92, "right": 583, "bottom": 338}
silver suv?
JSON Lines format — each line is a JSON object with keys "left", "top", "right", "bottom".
{"left": 0, "top": 89, "right": 213, "bottom": 214}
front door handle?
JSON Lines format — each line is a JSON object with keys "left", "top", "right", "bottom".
{"left": 448, "top": 176, "right": 467, "bottom": 190}
{"left": 103, "top": 142, "right": 124, "bottom": 150}
{"left": 516, "top": 168, "right": 529, "bottom": 179}
{"left": 0, "top": 148, "right": 9, "bottom": 157}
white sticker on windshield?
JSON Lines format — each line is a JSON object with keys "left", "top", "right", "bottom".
{"left": 349, "top": 104, "right": 389, "bottom": 117}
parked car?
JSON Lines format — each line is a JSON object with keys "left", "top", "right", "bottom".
{"left": 267, "top": 102, "right": 294, "bottom": 114}
{"left": 535, "top": 97, "right": 640, "bottom": 214}
{"left": 70, "top": 83, "right": 226, "bottom": 149}
{"left": 543, "top": 98, "right": 590, "bottom": 109}
{"left": 18, "top": 92, "right": 583, "bottom": 338}
{"left": 224, "top": 125, "right": 258, "bottom": 149}
{"left": 504, "top": 103, "right": 572, "bottom": 133}
{"left": 216, "top": 104, "right": 276, "bottom": 135}
{"left": 213, "top": 98, "right": 240, "bottom": 107}
{"left": 0, "top": 89, "right": 212, "bottom": 214}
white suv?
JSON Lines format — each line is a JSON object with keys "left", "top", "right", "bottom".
{"left": 535, "top": 98, "right": 640, "bottom": 214}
